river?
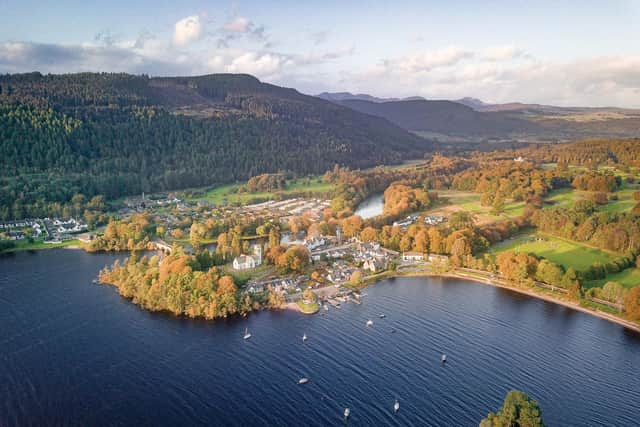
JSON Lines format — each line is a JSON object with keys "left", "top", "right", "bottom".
{"left": 355, "top": 193, "right": 384, "bottom": 219}
{"left": 1, "top": 249, "right": 639, "bottom": 426}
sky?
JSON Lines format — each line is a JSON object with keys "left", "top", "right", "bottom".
{"left": 1, "top": 0, "right": 640, "bottom": 107}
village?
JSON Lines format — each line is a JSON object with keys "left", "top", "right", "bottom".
{"left": 232, "top": 225, "right": 450, "bottom": 313}
{"left": 0, "top": 217, "right": 88, "bottom": 243}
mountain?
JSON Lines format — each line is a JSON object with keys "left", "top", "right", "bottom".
{"left": 324, "top": 96, "right": 640, "bottom": 141}
{"left": 317, "top": 92, "right": 425, "bottom": 103}
{"left": 336, "top": 99, "right": 538, "bottom": 138}
{"left": 0, "top": 72, "right": 430, "bottom": 219}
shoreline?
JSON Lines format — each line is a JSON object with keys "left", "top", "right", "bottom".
{"left": 374, "top": 270, "right": 640, "bottom": 334}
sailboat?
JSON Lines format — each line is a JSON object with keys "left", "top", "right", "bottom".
{"left": 243, "top": 327, "right": 252, "bottom": 340}
{"left": 394, "top": 399, "right": 400, "bottom": 414}
{"left": 366, "top": 319, "right": 374, "bottom": 327}
{"left": 441, "top": 354, "right": 447, "bottom": 363}
{"left": 344, "top": 408, "right": 350, "bottom": 419}
{"left": 302, "top": 333, "right": 308, "bottom": 342}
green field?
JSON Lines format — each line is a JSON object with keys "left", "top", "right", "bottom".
{"left": 191, "top": 177, "right": 335, "bottom": 206}
{"left": 544, "top": 187, "right": 637, "bottom": 213}
{"left": 429, "top": 190, "right": 526, "bottom": 223}
{"left": 491, "top": 233, "right": 615, "bottom": 271}
{"left": 585, "top": 268, "right": 640, "bottom": 289}
{"left": 1, "top": 239, "right": 81, "bottom": 253}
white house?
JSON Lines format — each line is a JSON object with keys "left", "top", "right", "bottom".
{"left": 363, "top": 258, "right": 385, "bottom": 273}
{"left": 233, "top": 255, "right": 256, "bottom": 270}
{"left": 232, "top": 245, "right": 263, "bottom": 271}
{"left": 402, "top": 251, "right": 424, "bottom": 262}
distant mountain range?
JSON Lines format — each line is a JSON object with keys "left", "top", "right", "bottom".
{"left": 317, "top": 92, "right": 426, "bottom": 103}
{"left": 318, "top": 92, "right": 640, "bottom": 141}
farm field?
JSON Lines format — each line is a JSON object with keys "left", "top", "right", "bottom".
{"left": 491, "top": 232, "right": 616, "bottom": 271}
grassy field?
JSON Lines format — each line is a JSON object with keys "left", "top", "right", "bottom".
{"left": 491, "top": 232, "right": 615, "bottom": 271}
{"left": 191, "top": 177, "right": 335, "bottom": 206}
{"left": 585, "top": 268, "right": 640, "bottom": 289}
{"left": 426, "top": 190, "right": 526, "bottom": 225}
{"left": 1, "top": 239, "right": 82, "bottom": 253}
{"left": 544, "top": 187, "right": 637, "bottom": 214}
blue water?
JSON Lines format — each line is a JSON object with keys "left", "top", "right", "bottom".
{"left": 354, "top": 193, "right": 384, "bottom": 219}
{"left": 1, "top": 249, "right": 640, "bottom": 426}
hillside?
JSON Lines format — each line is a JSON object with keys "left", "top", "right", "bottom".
{"left": 332, "top": 97, "right": 640, "bottom": 142}
{"left": 337, "top": 99, "right": 537, "bottom": 138}
{"left": 0, "top": 72, "right": 430, "bottom": 219}
{"left": 317, "top": 91, "right": 425, "bottom": 103}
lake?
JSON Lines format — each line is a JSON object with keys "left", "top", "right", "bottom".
{"left": 355, "top": 193, "right": 384, "bottom": 219}
{"left": 1, "top": 249, "right": 640, "bottom": 426}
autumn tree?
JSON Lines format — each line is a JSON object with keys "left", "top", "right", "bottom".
{"left": 480, "top": 390, "right": 545, "bottom": 427}
{"left": 360, "top": 226, "right": 379, "bottom": 242}
{"left": 624, "top": 286, "right": 640, "bottom": 321}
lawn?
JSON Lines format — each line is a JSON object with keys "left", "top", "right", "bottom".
{"left": 192, "top": 177, "right": 335, "bottom": 206}
{"left": 1, "top": 238, "right": 82, "bottom": 253}
{"left": 427, "top": 190, "right": 526, "bottom": 225}
{"left": 544, "top": 188, "right": 636, "bottom": 213}
{"left": 585, "top": 268, "right": 640, "bottom": 289}
{"left": 491, "top": 233, "right": 615, "bottom": 271}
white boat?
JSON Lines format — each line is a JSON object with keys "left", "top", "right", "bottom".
{"left": 394, "top": 399, "right": 400, "bottom": 413}
{"left": 298, "top": 377, "right": 309, "bottom": 385}
{"left": 344, "top": 408, "right": 350, "bottom": 418}
{"left": 302, "top": 333, "right": 308, "bottom": 342}
{"left": 366, "top": 320, "right": 373, "bottom": 327}
{"left": 441, "top": 354, "right": 447, "bottom": 363}
{"left": 379, "top": 314, "right": 386, "bottom": 319}
{"left": 243, "top": 327, "right": 252, "bottom": 340}
{"left": 323, "top": 304, "right": 329, "bottom": 311}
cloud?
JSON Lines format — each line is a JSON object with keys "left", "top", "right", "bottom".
{"left": 225, "top": 52, "right": 293, "bottom": 77}
{"left": 386, "top": 47, "right": 474, "bottom": 73}
{"left": 0, "top": 41, "right": 201, "bottom": 75}
{"left": 173, "top": 15, "right": 202, "bottom": 46}
{"left": 223, "top": 16, "right": 250, "bottom": 33}
{"left": 222, "top": 16, "right": 266, "bottom": 41}
{"left": 482, "top": 45, "right": 524, "bottom": 61}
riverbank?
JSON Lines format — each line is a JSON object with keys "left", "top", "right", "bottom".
{"left": 379, "top": 269, "right": 640, "bottom": 334}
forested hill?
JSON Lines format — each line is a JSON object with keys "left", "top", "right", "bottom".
{"left": 0, "top": 72, "right": 430, "bottom": 219}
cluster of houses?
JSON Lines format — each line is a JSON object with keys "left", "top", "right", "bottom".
{"left": 325, "top": 262, "right": 359, "bottom": 284}
{"left": 353, "top": 242, "right": 396, "bottom": 273}
{"left": 0, "top": 220, "right": 40, "bottom": 241}
{"left": 245, "top": 274, "right": 310, "bottom": 295}
{"left": 0, "top": 217, "right": 88, "bottom": 242}
{"left": 51, "top": 218, "right": 87, "bottom": 234}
